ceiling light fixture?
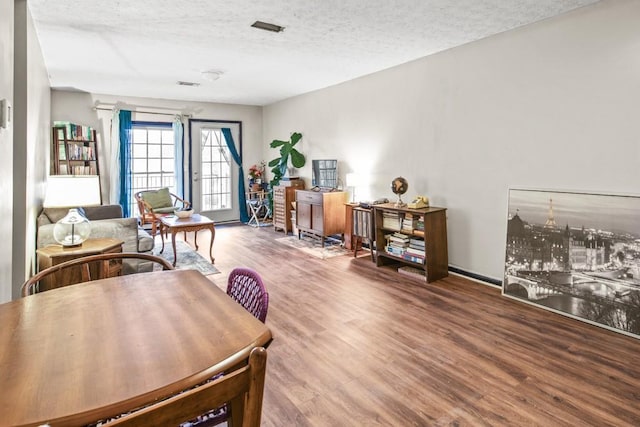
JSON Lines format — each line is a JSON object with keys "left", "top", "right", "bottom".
{"left": 177, "top": 81, "right": 200, "bottom": 87}
{"left": 202, "top": 70, "right": 223, "bottom": 81}
{"left": 251, "top": 21, "right": 285, "bottom": 33}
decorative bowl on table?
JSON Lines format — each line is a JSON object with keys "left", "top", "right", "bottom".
{"left": 175, "top": 209, "right": 194, "bottom": 219}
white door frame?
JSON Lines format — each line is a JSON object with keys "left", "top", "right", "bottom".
{"left": 187, "top": 119, "right": 242, "bottom": 222}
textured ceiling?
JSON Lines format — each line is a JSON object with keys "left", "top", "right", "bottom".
{"left": 28, "top": 0, "right": 598, "bottom": 106}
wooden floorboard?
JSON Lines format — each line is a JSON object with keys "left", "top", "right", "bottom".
{"left": 187, "top": 223, "right": 640, "bottom": 426}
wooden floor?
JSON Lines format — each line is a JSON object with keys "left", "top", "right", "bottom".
{"left": 189, "top": 223, "right": 640, "bottom": 426}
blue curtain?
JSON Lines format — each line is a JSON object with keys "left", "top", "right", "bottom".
{"left": 221, "top": 128, "right": 248, "bottom": 223}
{"left": 172, "top": 117, "right": 184, "bottom": 200}
{"left": 119, "top": 110, "right": 133, "bottom": 217}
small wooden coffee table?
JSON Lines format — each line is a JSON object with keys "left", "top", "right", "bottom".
{"left": 159, "top": 214, "right": 215, "bottom": 266}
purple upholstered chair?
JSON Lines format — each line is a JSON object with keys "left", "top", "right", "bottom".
{"left": 226, "top": 267, "right": 270, "bottom": 323}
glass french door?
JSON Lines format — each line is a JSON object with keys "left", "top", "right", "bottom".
{"left": 189, "top": 121, "right": 240, "bottom": 223}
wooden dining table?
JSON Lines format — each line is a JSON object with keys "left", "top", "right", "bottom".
{"left": 0, "top": 270, "right": 272, "bottom": 427}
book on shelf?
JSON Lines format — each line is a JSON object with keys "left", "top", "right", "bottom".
{"left": 382, "top": 211, "right": 401, "bottom": 230}
{"left": 388, "top": 232, "right": 410, "bottom": 243}
{"left": 401, "top": 214, "right": 417, "bottom": 231}
{"left": 397, "top": 265, "right": 426, "bottom": 280}
{"left": 406, "top": 246, "right": 425, "bottom": 256}
{"left": 402, "top": 253, "right": 425, "bottom": 264}
{"left": 53, "top": 121, "right": 94, "bottom": 141}
{"left": 409, "top": 238, "right": 424, "bottom": 247}
{"left": 385, "top": 245, "right": 405, "bottom": 256}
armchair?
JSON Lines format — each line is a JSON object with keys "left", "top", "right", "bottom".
{"left": 135, "top": 188, "right": 190, "bottom": 236}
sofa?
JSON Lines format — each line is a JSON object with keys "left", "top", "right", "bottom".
{"left": 37, "top": 204, "right": 156, "bottom": 274}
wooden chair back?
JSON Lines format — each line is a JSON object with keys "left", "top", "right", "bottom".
{"left": 22, "top": 253, "right": 174, "bottom": 297}
{"left": 106, "top": 346, "right": 268, "bottom": 427}
{"left": 135, "top": 189, "right": 191, "bottom": 236}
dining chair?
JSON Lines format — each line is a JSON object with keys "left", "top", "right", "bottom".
{"left": 22, "top": 252, "right": 174, "bottom": 297}
{"left": 135, "top": 188, "right": 191, "bottom": 236}
{"left": 227, "top": 267, "right": 270, "bottom": 323}
{"left": 107, "top": 346, "right": 268, "bottom": 427}
{"left": 180, "top": 267, "right": 270, "bottom": 427}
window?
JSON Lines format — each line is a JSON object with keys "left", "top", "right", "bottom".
{"left": 200, "top": 128, "right": 232, "bottom": 211}
{"left": 130, "top": 123, "right": 175, "bottom": 215}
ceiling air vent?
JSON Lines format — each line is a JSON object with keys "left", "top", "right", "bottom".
{"left": 177, "top": 81, "right": 200, "bottom": 87}
{"left": 251, "top": 21, "right": 285, "bottom": 33}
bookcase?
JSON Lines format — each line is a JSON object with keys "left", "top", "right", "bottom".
{"left": 51, "top": 122, "right": 99, "bottom": 176}
{"left": 373, "top": 203, "right": 448, "bottom": 283}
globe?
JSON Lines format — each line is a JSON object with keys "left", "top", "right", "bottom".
{"left": 391, "top": 177, "right": 408, "bottom": 195}
{"left": 391, "top": 177, "right": 408, "bottom": 206}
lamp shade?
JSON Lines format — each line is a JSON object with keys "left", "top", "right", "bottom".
{"left": 346, "top": 173, "right": 361, "bottom": 187}
{"left": 43, "top": 175, "right": 101, "bottom": 208}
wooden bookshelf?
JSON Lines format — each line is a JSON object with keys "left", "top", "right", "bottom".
{"left": 373, "top": 203, "right": 448, "bottom": 283}
{"left": 51, "top": 122, "right": 99, "bottom": 176}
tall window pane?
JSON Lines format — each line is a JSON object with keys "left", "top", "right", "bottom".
{"left": 130, "top": 124, "right": 175, "bottom": 217}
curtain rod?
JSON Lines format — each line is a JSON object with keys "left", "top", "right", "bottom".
{"left": 93, "top": 106, "right": 192, "bottom": 118}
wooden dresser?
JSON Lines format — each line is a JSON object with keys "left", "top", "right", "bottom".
{"left": 273, "top": 180, "right": 305, "bottom": 234}
{"left": 295, "top": 190, "right": 348, "bottom": 246}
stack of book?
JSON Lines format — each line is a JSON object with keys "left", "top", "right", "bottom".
{"left": 401, "top": 213, "right": 417, "bottom": 232}
{"left": 385, "top": 232, "right": 410, "bottom": 256}
{"left": 403, "top": 238, "right": 425, "bottom": 264}
{"left": 414, "top": 215, "right": 425, "bottom": 237}
{"left": 382, "top": 211, "right": 401, "bottom": 231}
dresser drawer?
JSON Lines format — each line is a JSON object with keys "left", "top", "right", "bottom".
{"left": 273, "top": 186, "right": 285, "bottom": 200}
{"left": 296, "top": 190, "right": 322, "bottom": 204}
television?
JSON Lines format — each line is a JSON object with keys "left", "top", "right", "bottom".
{"left": 311, "top": 159, "right": 338, "bottom": 189}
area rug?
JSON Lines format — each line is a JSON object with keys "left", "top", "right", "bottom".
{"left": 274, "top": 235, "right": 350, "bottom": 259}
{"left": 154, "top": 240, "right": 220, "bottom": 275}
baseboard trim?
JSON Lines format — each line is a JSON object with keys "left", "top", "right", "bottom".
{"left": 448, "top": 266, "right": 502, "bottom": 288}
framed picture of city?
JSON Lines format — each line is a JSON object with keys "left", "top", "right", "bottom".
{"left": 503, "top": 188, "right": 640, "bottom": 339}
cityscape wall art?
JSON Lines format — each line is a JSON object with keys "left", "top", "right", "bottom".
{"left": 503, "top": 188, "right": 640, "bottom": 339}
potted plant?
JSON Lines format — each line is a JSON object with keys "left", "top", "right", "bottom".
{"left": 268, "top": 132, "right": 306, "bottom": 188}
{"left": 248, "top": 162, "right": 265, "bottom": 191}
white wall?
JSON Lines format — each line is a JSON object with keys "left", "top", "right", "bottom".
{"left": 263, "top": 0, "right": 640, "bottom": 282}
{"left": 0, "top": 0, "right": 14, "bottom": 303}
{"left": 51, "top": 91, "right": 263, "bottom": 210}
{"left": 11, "top": 1, "right": 51, "bottom": 300}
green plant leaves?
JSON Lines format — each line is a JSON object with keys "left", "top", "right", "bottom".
{"left": 267, "top": 158, "right": 280, "bottom": 167}
{"left": 270, "top": 139, "right": 287, "bottom": 148}
{"left": 268, "top": 132, "right": 306, "bottom": 189}
{"left": 290, "top": 148, "right": 305, "bottom": 168}
{"left": 290, "top": 132, "right": 302, "bottom": 146}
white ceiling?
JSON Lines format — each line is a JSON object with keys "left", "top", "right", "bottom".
{"left": 28, "top": 0, "right": 598, "bottom": 106}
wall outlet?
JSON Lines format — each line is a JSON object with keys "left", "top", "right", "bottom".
{"left": 0, "top": 99, "right": 11, "bottom": 129}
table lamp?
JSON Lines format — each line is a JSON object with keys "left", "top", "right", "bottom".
{"left": 43, "top": 176, "right": 101, "bottom": 247}
{"left": 346, "top": 173, "right": 361, "bottom": 203}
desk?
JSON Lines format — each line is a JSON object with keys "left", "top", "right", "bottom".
{"left": 160, "top": 214, "right": 215, "bottom": 266}
{"left": 0, "top": 270, "right": 272, "bottom": 427}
